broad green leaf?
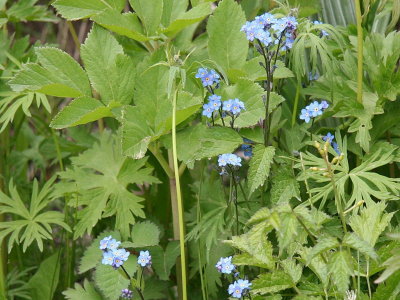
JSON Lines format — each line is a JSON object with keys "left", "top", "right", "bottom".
{"left": 207, "top": 0, "right": 248, "bottom": 76}
{"left": 176, "top": 123, "right": 243, "bottom": 167}
{"left": 148, "top": 241, "right": 180, "bottom": 280}
{"left": 281, "top": 258, "right": 302, "bottom": 284}
{"left": 0, "top": 177, "right": 70, "bottom": 252}
{"left": 342, "top": 232, "right": 378, "bottom": 261}
{"left": 307, "top": 236, "right": 339, "bottom": 264}
{"left": 274, "top": 60, "right": 295, "bottom": 79}
{"left": 53, "top": 0, "right": 125, "bottom": 20}
{"left": 248, "top": 145, "right": 275, "bottom": 194}
{"left": 94, "top": 264, "right": 129, "bottom": 300}
{"left": 63, "top": 279, "right": 102, "bottom": 300}
{"left": 79, "top": 230, "right": 121, "bottom": 274}
{"left": 129, "top": 0, "right": 163, "bottom": 35}
{"left": 328, "top": 250, "right": 353, "bottom": 293}
{"left": 27, "top": 252, "right": 60, "bottom": 300}
{"left": 161, "top": 0, "right": 188, "bottom": 26}
{"left": 270, "top": 167, "right": 300, "bottom": 204}
{"left": 373, "top": 271, "right": 400, "bottom": 300}
{"left": 50, "top": 97, "right": 119, "bottom": 129}
{"left": 233, "top": 252, "right": 271, "bottom": 269}
{"left": 220, "top": 79, "right": 264, "bottom": 128}
{"left": 130, "top": 221, "right": 160, "bottom": 247}
{"left": 91, "top": 10, "right": 149, "bottom": 42}
{"left": 349, "top": 202, "right": 394, "bottom": 247}
{"left": 251, "top": 271, "right": 293, "bottom": 295}
{"left": 142, "top": 278, "right": 169, "bottom": 299}
{"left": 162, "top": 3, "right": 211, "bottom": 35}
{"left": 81, "top": 25, "right": 135, "bottom": 104}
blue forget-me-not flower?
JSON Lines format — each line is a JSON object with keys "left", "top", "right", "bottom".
{"left": 137, "top": 250, "right": 152, "bottom": 267}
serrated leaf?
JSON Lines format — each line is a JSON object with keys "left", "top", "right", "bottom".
{"left": 248, "top": 145, "right": 275, "bottom": 194}
{"left": 130, "top": 221, "right": 160, "bottom": 247}
{"left": 91, "top": 10, "right": 149, "bottom": 42}
{"left": 207, "top": 0, "right": 248, "bottom": 76}
{"left": 129, "top": 0, "right": 163, "bottom": 35}
{"left": 162, "top": 3, "right": 211, "bottom": 35}
{"left": 270, "top": 167, "right": 300, "bottom": 204}
{"left": 81, "top": 25, "right": 135, "bottom": 104}
{"left": 373, "top": 271, "right": 400, "bottom": 300}
{"left": 79, "top": 230, "right": 121, "bottom": 274}
{"left": 233, "top": 252, "right": 271, "bottom": 269}
{"left": 53, "top": 0, "right": 125, "bottom": 20}
{"left": 148, "top": 241, "right": 180, "bottom": 280}
{"left": 50, "top": 97, "right": 119, "bottom": 129}
{"left": 251, "top": 271, "right": 293, "bottom": 295}
{"left": 342, "top": 232, "right": 378, "bottom": 261}
{"left": 328, "top": 250, "right": 353, "bottom": 294}
{"left": 94, "top": 264, "right": 129, "bottom": 300}
{"left": 27, "top": 252, "right": 60, "bottom": 300}
{"left": 281, "top": 258, "right": 302, "bottom": 284}
{"left": 307, "top": 236, "right": 339, "bottom": 264}
{"left": 63, "top": 279, "right": 102, "bottom": 300}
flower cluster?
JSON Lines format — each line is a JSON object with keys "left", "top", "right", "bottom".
{"left": 195, "top": 67, "right": 220, "bottom": 87}
{"left": 218, "top": 153, "right": 242, "bottom": 167}
{"left": 313, "top": 20, "right": 329, "bottom": 37}
{"left": 202, "top": 94, "right": 245, "bottom": 119}
{"left": 216, "top": 256, "right": 236, "bottom": 274}
{"left": 228, "top": 279, "right": 252, "bottom": 298}
{"left": 121, "top": 289, "right": 133, "bottom": 299}
{"left": 299, "top": 100, "right": 329, "bottom": 123}
{"left": 322, "top": 132, "right": 341, "bottom": 155}
{"left": 137, "top": 250, "right": 152, "bottom": 267}
{"left": 100, "top": 236, "right": 130, "bottom": 269}
{"left": 240, "top": 138, "right": 254, "bottom": 157}
{"left": 241, "top": 13, "right": 297, "bottom": 50}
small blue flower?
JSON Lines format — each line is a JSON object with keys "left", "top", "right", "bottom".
{"left": 308, "top": 72, "right": 319, "bottom": 81}
{"left": 112, "top": 256, "right": 125, "bottom": 268}
{"left": 99, "top": 235, "right": 112, "bottom": 250}
{"left": 299, "top": 108, "right": 312, "bottom": 123}
{"left": 218, "top": 153, "right": 242, "bottom": 167}
{"left": 313, "top": 20, "right": 329, "bottom": 37}
{"left": 216, "top": 256, "right": 235, "bottom": 274}
{"left": 102, "top": 251, "right": 114, "bottom": 265}
{"left": 228, "top": 282, "right": 243, "bottom": 298}
{"left": 255, "top": 13, "right": 277, "bottom": 27}
{"left": 195, "top": 68, "right": 208, "bottom": 79}
{"left": 323, "top": 132, "right": 335, "bottom": 143}
{"left": 237, "top": 279, "right": 252, "bottom": 290}
{"left": 241, "top": 21, "right": 259, "bottom": 41}
{"left": 121, "top": 289, "right": 133, "bottom": 299}
{"left": 202, "top": 103, "right": 214, "bottom": 118}
{"left": 272, "top": 18, "right": 287, "bottom": 33}
{"left": 106, "top": 239, "right": 121, "bottom": 250}
{"left": 113, "top": 248, "right": 130, "bottom": 262}
{"left": 308, "top": 101, "right": 323, "bottom": 117}
{"left": 196, "top": 68, "right": 220, "bottom": 87}
{"left": 222, "top": 99, "right": 234, "bottom": 112}
{"left": 332, "top": 142, "right": 341, "bottom": 155}
{"left": 138, "top": 250, "right": 152, "bottom": 267}
{"left": 208, "top": 94, "right": 222, "bottom": 111}
{"left": 320, "top": 100, "right": 329, "bottom": 109}
{"left": 241, "top": 144, "right": 253, "bottom": 157}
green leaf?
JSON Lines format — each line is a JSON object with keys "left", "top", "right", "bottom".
{"left": 281, "top": 258, "right": 303, "bottom": 284}
{"left": 94, "top": 264, "right": 129, "bottom": 300}
{"left": 79, "top": 230, "right": 121, "bottom": 274}
{"left": 142, "top": 278, "right": 169, "bottom": 299}
{"left": 251, "top": 271, "right": 293, "bottom": 295}
{"left": 233, "top": 252, "right": 271, "bottom": 269}
{"left": 91, "top": 10, "right": 149, "bottom": 42}
{"left": 130, "top": 221, "right": 160, "bottom": 247}
{"left": 81, "top": 25, "right": 135, "bottom": 104}
{"left": 328, "top": 250, "right": 353, "bottom": 294}
{"left": 349, "top": 202, "right": 394, "bottom": 247}
{"left": 148, "top": 241, "right": 180, "bottom": 280}
{"left": 129, "top": 0, "right": 163, "bottom": 35}
{"left": 27, "top": 252, "right": 60, "bottom": 300}
{"left": 0, "top": 177, "right": 70, "bottom": 252}
{"left": 63, "top": 279, "right": 102, "bottom": 300}
{"left": 248, "top": 145, "right": 275, "bottom": 194}
{"left": 162, "top": 3, "right": 211, "bottom": 35}
{"left": 270, "top": 167, "right": 300, "bottom": 204}
{"left": 161, "top": 0, "right": 188, "bottom": 26}
{"left": 207, "top": 0, "right": 248, "bottom": 76}
{"left": 373, "top": 271, "right": 400, "bottom": 300}
{"left": 50, "top": 97, "right": 119, "bottom": 129}
{"left": 307, "top": 236, "right": 339, "bottom": 264}
{"left": 274, "top": 60, "right": 295, "bottom": 79}
{"left": 220, "top": 79, "right": 264, "bottom": 128}
{"left": 176, "top": 124, "right": 243, "bottom": 167}
{"left": 53, "top": 0, "right": 125, "bottom": 20}
{"left": 342, "top": 232, "right": 378, "bottom": 261}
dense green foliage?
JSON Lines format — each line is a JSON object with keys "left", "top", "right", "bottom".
{"left": 0, "top": 0, "right": 399, "bottom": 299}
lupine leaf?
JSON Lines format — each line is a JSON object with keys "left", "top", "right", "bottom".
{"left": 27, "top": 252, "right": 60, "bottom": 300}
{"left": 50, "top": 97, "right": 119, "bottom": 129}
{"left": 79, "top": 230, "right": 121, "bottom": 274}
{"left": 207, "top": 0, "right": 248, "bottom": 76}
{"left": 94, "top": 264, "right": 129, "bottom": 300}
{"left": 81, "top": 25, "right": 135, "bottom": 104}
{"left": 63, "top": 279, "right": 102, "bottom": 300}
{"left": 129, "top": 0, "right": 163, "bottom": 35}
{"left": 53, "top": 0, "right": 125, "bottom": 20}
{"left": 248, "top": 145, "right": 275, "bottom": 194}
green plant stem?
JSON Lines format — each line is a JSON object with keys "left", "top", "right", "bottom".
{"left": 120, "top": 266, "right": 145, "bottom": 300}
{"left": 366, "top": 259, "right": 372, "bottom": 299}
{"left": 354, "top": 0, "right": 363, "bottom": 104}
{"left": 149, "top": 145, "right": 174, "bottom": 179}
{"left": 67, "top": 21, "right": 80, "bottom": 53}
{"left": 0, "top": 130, "right": 8, "bottom": 299}
{"left": 171, "top": 89, "right": 188, "bottom": 300}
{"left": 291, "top": 80, "right": 301, "bottom": 127}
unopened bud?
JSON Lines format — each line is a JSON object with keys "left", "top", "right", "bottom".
{"left": 338, "top": 154, "right": 344, "bottom": 161}
{"left": 314, "top": 141, "right": 321, "bottom": 150}
{"left": 319, "top": 149, "right": 325, "bottom": 157}
{"left": 310, "top": 167, "right": 319, "bottom": 171}
{"left": 322, "top": 172, "right": 330, "bottom": 177}
{"left": 331, "top": 157, "right": 339, "bottom": 164}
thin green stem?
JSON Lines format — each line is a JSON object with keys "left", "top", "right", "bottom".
{"left": 171, "top": 88, "right": 187, "bottom": 300}
{"left": 149, "top": 145, "right": 174, "bottom": 179}
{"left": 354, "top": 0, "right": 363, "bottom": 104}
{"left": 291, "top": 80, "right": 301, "bottom": 127}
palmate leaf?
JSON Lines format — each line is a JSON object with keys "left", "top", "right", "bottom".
{"left": 0, "top": 177, "right": 70, "bottom": 252}
{"left": 57, "top": 132, "right": 160, "bottom": 239}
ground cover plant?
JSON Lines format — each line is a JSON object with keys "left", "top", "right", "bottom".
{"left": 0, "top": 0, "right": 399, "bottom": 299}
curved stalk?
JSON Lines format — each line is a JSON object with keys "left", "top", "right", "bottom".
{"left": 171, "top": 89, "right": 188, "bottom": 300}
{"left": 354, "top": 0, "right": 363, "bottom": 104}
